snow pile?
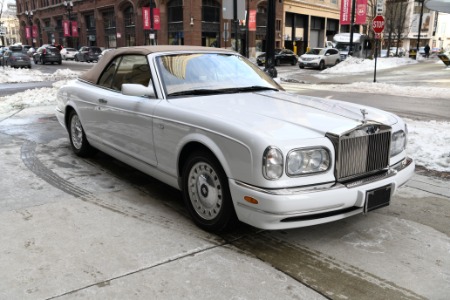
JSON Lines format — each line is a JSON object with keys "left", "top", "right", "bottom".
{"left": 322, "top": 56, "right": 418, "bottom": 74}
{"left": 406, "top": 118, "right": 450, "bottom": 172}
{"left": 0, "top": 67, "right": 80, "bottom": 83}
{"left": 304, "top": 82, "right": 450, "bottom": 99}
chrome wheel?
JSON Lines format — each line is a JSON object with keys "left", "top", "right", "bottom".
{"left": 70, "top": 114, "right": 83, "bottom": 150}
{"left": 182, "top": 151, "right": 237, "bottom": 232}
{"left": 188, "top": 162, "right": 222, "bottom": 220}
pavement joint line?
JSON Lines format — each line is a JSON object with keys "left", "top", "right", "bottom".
{"left": 405, "top": 184, "right": 450, "bottom": 199}
{"left": 44, "top": 241, "right": 235, "bottom": 300}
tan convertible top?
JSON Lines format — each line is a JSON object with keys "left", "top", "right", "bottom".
{"left": 79, "top": 45, "right": 235, "bottom": 84}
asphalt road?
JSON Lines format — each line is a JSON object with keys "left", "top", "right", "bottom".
{"left": 0, "top": 58, "right": 449, "bottom": 299}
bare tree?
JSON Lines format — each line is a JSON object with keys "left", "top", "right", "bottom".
{"left": 385, "top": 0, "right": 409, "bottom": 56}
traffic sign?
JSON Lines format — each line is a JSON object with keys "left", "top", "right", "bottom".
{"left": 372, "top": 15, "right": 385, "bottom": 34}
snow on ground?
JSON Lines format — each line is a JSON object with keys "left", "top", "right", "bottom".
{"left": 321, "top": 56, "right": 419, "bottom": 74}
{"left": 0, "top": 66, "right": 449, "bottom": 173}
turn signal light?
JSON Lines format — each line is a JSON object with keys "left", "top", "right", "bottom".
{"left": 244, "top": 196, "right": 258, "bottom": 204}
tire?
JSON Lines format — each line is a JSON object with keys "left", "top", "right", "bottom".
{"left": 74, "top": 56, "right": 78, "bottom": 62}
{"left": 40, "top": 57, "right": 45, "bottom": 65}
{"left": 335, "top": 59, "right": 340, "bottom": 66}
{"left": 291, "top": 59, "right": 297, "bottom": 66}
{"left": 299, "top": 65, "right": 305, "bottom": 69}
{"left": 275, "top": 59, "right": 280, "bottom": 66}
{"left": 58, "top": 60, "right": 62, "bottom": 65}
{"left": 181, "top": 151, "right": 238, "bottom": 233}
{"left": 68, "top": 111, "right": 95, "bottom": 157}
{"left": 319, "top": 60, "right": 325, "bottom": 70}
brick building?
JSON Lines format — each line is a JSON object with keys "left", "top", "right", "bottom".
{"left": 16, "top": 0, "right": 284, "bottom": 57}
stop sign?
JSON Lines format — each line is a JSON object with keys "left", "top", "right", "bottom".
{"left": 373, "top": 15, "right": 385, "bottom": 34}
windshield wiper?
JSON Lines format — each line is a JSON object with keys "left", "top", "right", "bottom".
{"left": 220, "top": 86, "right": 279, "bottom": 93}
{"left": 168, "top": 89, "right": 229, "bottom": 97}
{"left": 168, "top": 86, "right": 278, "bottom": 97}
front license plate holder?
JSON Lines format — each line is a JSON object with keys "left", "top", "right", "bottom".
{"left": 364, "top": 184, "right": 392, "bottom": 213}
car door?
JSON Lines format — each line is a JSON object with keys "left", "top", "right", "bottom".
{"left": 84, "top": 54, "right": 158, "bottom": 166}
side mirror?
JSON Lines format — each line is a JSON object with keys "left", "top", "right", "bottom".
{"left": 122, "top": 83, "right": 156, "bottom": 98}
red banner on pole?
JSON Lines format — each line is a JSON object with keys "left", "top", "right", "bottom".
{"left": 143, "top": 7, "right": 151, "bottom": 30}
{"left": 71, "top": 21, "right": 78, "bottom": 37}
{"left": 25, "top": 26, "right": 31, "bottom": 39}
{"left": 249, "top": 10, "right": 256, "bottom": 31}
{"left": 32, "top": 25, "right": 38, "bottom": 38}
{"left": 153, "top": 8, "right": 160, "bottom": 30}
{"left": 63, "top": 20, "right": 70, "bottom": 37}
{"left": 340, "top": 0, "right": 351, "bottom": 25}
{"left": 355, "top": 0, "right": 368, "bottom": 25}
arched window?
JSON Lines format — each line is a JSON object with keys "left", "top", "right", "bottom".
{"left": 168, "top": 0, "right": 183, "bottom": 23}
{"left": 202, "top": 0, "right": 220, "bottom": 23}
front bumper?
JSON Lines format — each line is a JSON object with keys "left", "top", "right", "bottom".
{"left": 299, "top": 60, "right": 320, "bottom": 68}
{"left": 230, "top": 157, "right": 414, "bottom": 230}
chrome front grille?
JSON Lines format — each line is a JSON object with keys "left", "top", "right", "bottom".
{"left": 327, "top": 124, "right": 391, "bottom": 182}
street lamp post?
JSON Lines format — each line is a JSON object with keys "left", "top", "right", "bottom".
{"left": 416, "top": 0, "right": 425, "bottom": 60}
{"left": 25, "top": 10, "right": 34, "bottom": 48}
{"left": 64, "top": 0, "right": 73, "bottom": 47}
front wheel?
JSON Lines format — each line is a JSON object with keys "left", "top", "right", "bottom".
{"left": 319, "top": 60, "right": 325, "bottom": 70}
{"left": 182, "top": 151, "right": 238, "bottom": 233}
{"left": 68, "top": 111, "right": 95, "bottom": 157}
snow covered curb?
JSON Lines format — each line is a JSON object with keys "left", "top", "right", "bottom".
{"left": 0, "top": 67, "right": 80, "bottom": 83}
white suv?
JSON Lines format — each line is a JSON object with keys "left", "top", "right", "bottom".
{"left": 299, "top": 48, "right": 341, "bottom": 70}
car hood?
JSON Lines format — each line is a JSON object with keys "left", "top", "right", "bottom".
{"left": 300, "top": 54, "right": 321, "bottom": 59}
{"left": 167, "top": 90, "right": 398, "bottom": 139}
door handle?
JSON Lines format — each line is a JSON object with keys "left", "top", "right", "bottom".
{"left": 98, "top": 98, "right": 108, "bottom": 104}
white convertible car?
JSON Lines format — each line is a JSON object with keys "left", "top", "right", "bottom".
{"left": 56, "top": 46, "right": 414, "bottom": 232}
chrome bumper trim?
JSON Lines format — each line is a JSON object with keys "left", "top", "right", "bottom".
{"left": 234, "top": 157, "right": 414, "bottom": 196}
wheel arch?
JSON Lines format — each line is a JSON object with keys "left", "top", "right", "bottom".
{"left": 177, "top": 140, "right": 229, "bottom": 188}
{"left": 175, "top": 133, "right": 252, "bottom": 189}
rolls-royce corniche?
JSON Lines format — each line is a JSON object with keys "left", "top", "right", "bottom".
{"left": 56, "top": 46, "right": 415, "bottom": 232}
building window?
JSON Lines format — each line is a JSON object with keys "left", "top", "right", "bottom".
{"left": 202, "top": 0, "right": 220, "bottom": 23}
{"left": 103, "top": 10, "right": 117, "bottom": 48}
{"left": 124, "top": 6, "right": 136, "bottom": 46}
{"left": 168, "top": 0, "right": 183, "bottom": 22}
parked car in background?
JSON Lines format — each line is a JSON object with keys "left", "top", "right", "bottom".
{"left": 298, "top": 48, "right": 341, "bottom": 70}
{"left": 33, "top": 46, "right": 62, "bottom": 65}
{"left": 418, "top": 47, "right": 426, "bottom": 57}
{"left": 21, "top": 45, "right": 33, "bottom": 55}
{"left": 98, "top": 48, "right": 114, "bottom": 61}
{"left": 389, "top": 47, "right": 406, "bottom": 57}
{"left": 27, "top": 47, "right": 36, "bottom": 57}
{"left": 256, "top": 49, "right": 298, "bottom": 66}
{"left": 2, "top": 50, "right": 32, "bottom": 68}
{"left": 74, "top": 46, "right": 102, "bottom": 62}
{"left": 0, "top": 48, "right": 7, "bottom": 66}
{"left": 55, "top": 45, "right": 414, "bottom": 233}
{"left": 60, "top": 47, "right": 78, "bottom": 60}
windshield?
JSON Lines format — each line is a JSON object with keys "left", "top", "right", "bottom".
{"left": 305, "top": 49, "right": 321, "bottom": 55}
{"left": 335, "top": 43, "right": 350, "bottom": 51}
{"left": 156, "top": 53, "right": 281, "bottom": 96}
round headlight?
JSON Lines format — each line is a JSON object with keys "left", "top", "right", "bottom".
{"left": 263, "top": 147, "right": 284, "bottom": 180}
{"left": 287, "top": 151, "right": 304, "bottom": 174}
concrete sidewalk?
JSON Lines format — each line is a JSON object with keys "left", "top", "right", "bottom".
{"left": 0, "top": 106, "right": 325, "bottom": 300}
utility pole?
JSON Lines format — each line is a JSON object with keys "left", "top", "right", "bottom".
{"left": 264, "top": 0, "right": 277, "bottom": 77}
{"left": 349, "top": 0, "right": 356, "bottom": 56}
{"left": 416, "top": 0, "right": 424, "bottom": 59}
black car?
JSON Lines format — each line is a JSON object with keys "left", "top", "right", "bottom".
{"left": 74, "top": 46, "right": 102, "bottom": 62}
{"left": 2, "top": 50, "right": 32, "bottom": 68}
{"left": 256, "top": 49, "right": 298, "bottom": 66}
{"left": 0, "top": 49, "right": 6, "bottom": 66}
{"left": 33, "top": 46, "right": 62, "bottom": 65}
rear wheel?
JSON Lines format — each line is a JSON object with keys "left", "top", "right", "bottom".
{"left": 275, "top": 59, "right": 280, "bottom": 66}
{"left": 335, "top": 59, "right": 340, "bottom": 65}
{"left": 181, "top": 151, "right": 238, "bottom": 233}
{"left": 68, "top": 111, "right": 95, "bottom": 157}
{"left": 40, "top": 57, "right": 45, "bottom": 65}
